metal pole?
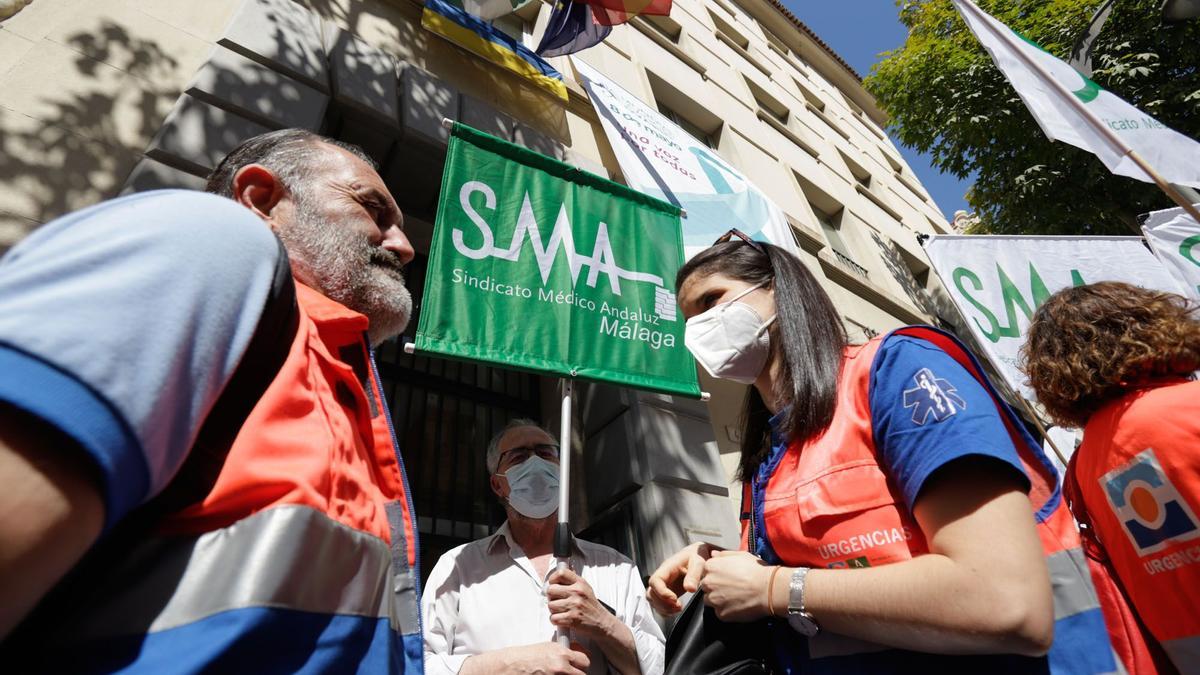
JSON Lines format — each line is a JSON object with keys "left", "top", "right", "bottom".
{"left": 959, "top": 0, "right": 1200, "bottom": 225}
{"left": 1124, "top": 150, "right": 1200, "bottom": 225}
{"left": 1018, "top": 396, "right": 1070, "bottom": 468}
{"left": 555, "top": 378, "right": 573, "bottom": 648}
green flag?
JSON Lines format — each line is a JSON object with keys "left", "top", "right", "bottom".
{"left": 415, "top": 122, "right": 700, "bottom": 398}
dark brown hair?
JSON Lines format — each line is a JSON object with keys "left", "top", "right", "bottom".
{"left": 205, "top": 129, "right": 375, "bottom": 198}
{"left": 676, "top": 241, "right": 847, "bottom": 480}
{"left": 1021, "top": 281, "right": 1200, "bottom": 427}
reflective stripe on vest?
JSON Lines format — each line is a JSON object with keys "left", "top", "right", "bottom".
{"left": 51, "top": 504, "right": 420, "bottom": 640}
{"left": 751, "top": 326, "right": 1117, "bottom": 672}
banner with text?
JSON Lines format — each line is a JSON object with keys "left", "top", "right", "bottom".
{"left": 573, "top": 58, "right": 800, "bottom": 259}
{"left": 415, "top": 122, "right": 701, "bottom": 398}
{"left": 1143, "top": 204, "right": 1200, "bottom": 300}
{"left": 924, "top": 235, "right": 1182, "bottom": 398}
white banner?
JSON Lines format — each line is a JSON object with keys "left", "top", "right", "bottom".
{"left": 924, "top": 235, "right": 1182, "bottom": 398}
{"left": 572, "top": 58, "right": 800, "bottom": 259}
{"left": 953, "top": 0, "right": 1200, "bottom": 188}
{"left": 1143, "top": 204, "right": 1200, "bottom": 300}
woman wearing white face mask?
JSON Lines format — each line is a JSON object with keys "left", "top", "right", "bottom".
{"left": 647, "top": 230, "right": 1117, "bottom": 675}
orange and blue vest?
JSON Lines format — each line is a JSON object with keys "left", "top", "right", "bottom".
{"left": 1072, "top": 378, "right": 1200, "bottom": 673}
{"left": 743, "top": 327, "right": 1118, "bottom": 674}
{"left": 0, "top": 191, "right": 422, "bottom": 673}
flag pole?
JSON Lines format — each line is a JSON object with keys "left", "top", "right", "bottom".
{"left": 918, "top": 234, "right": 1071, "bottom": 467}
{"left": 555, "top": 377, "right": 574, "bottom": 648}
{"left": 1123, "top": 150, "right": 1200, "bottom": 224}
{"left": 1017, "top": 396, "right": 1070, "bottom": 468}
{"left": 959, "top": 0, "right": 1200, "bottom": 226}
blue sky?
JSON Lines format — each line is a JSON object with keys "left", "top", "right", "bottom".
{"left": 783, "top": 3, "right": 973, "bottom": 221}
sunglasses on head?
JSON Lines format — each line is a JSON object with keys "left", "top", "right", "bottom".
{"left": 713, "top": 228, "right": 768, "bottom": 256}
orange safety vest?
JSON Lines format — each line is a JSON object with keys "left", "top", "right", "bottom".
{"left": 1073, "top": 378, "right": 1200, "bottom": 673}
{"left": 742, "top": 327, "right": 1116, "bottom": 674}
{"left": 13, "top": 281, "right": 424, "bottom": 673}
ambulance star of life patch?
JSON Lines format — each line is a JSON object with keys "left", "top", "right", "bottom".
{"left": 902, "top": 368, "right": 966, "bottom": 425}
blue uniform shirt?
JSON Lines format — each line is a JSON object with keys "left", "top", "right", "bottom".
{"left": 753, "top": 333, "right": 1049, "bottom": 674}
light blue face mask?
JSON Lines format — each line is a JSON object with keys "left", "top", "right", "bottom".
{"left": 503, "top": 456, "right": 560, "bottom": 519}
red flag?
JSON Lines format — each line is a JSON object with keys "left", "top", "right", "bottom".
{"left": 581, "top": 0, "right": 670, "bottom": 26}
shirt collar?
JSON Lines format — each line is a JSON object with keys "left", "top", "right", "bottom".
{"left": 767, "top": 406, "right": 789, "bottom": 448}
{"left": 488, "top": 520, "right": 586, "bottom": 558}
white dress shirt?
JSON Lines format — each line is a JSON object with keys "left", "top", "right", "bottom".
{"left": 421, "top": 522, "right": 666, "bottom": 675}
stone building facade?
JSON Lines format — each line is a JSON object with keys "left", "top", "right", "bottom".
{"left": 0, "top": 0, "right": 952, "bottom": 581}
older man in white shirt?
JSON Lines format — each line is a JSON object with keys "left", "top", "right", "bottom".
{"left": 421, "top": 419, "right": 666, "bottom": 675}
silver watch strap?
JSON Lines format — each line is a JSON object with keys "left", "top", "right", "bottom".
{"left": 788, "top": 566, "right": 810, "bottom": 614}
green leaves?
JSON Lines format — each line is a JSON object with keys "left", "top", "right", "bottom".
{"left": 865, "top": 0, "right": 1200, "bottom": 235}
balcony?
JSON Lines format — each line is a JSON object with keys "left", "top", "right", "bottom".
{"left": 832, "top": 249, "right": 869, "bottom": 280}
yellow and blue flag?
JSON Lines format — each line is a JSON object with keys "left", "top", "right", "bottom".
{"left": 422, "top": 0, "right": 568, "bottom": 102}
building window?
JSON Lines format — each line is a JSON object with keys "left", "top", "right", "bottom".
{"left": 794, "top": 78, "right": 825, "bottom": 111}
{"left": 763, "top": 27, "right": 790, "bottom": 56}
{"left": 794, "top": 77, "right": 849, "bottom": 140}
{"left": 659, "top": 104, "right": 717, "bottom": 149}
{"left": 812, "top": 203, "right": 869, "bottom": 280}
{"left": 641, "top": 14, "right": 682, "bottom": 43}
{"left": 709, "top": 10, "right": 749, "bottom": 50}
{"left": 745, "top": 78, "right": 789, "bottom": 126}
{"left": 885, "top": 152, "right": 930, "bottom": 205}
{"left": 488, "top": 13, "right": 529, "bottom": 45}
{"left": 843, "top": 95, "right": 889, "bottom": 142}
{"left": 839, "top": 150, "right": 872, "bottom": 190}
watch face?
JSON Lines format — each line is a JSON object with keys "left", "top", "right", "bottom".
{"left": 787, "top": 612, "right": 819, "bottom": 637}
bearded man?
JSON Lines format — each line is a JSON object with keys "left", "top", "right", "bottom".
{"left": 0, "top": 129, "right": 426, "bottom": 673}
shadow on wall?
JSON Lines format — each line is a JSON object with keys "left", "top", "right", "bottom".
{"left": 0, "top": 22, "right": 181, "bottom": 249}
{"left": 870, "top": 230, "right": 938, "bottom": 318}
{"left": 0, "top": 0, "right": 574, "bottom": 254}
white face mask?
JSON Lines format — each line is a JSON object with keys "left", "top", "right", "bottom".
{"left": 502, "top": 456, "right": 560, "bottom": 519}
{"left": 684, "top": 282, "right": 777, "bottom": 385}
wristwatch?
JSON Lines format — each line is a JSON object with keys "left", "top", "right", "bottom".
{"left": 786, "top": 567, "right": 819, "bottom": 637}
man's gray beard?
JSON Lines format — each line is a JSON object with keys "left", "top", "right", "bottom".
{"left": 278, "top": 199, "right": 413, "bottom": 346}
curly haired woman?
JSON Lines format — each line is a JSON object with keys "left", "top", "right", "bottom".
{"left": 1023, "top": 281, "right": 1200, "bottom": 674}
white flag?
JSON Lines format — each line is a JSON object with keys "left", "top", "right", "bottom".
{"left": 923, "top": 235, "right": 1181, "bottom": 397}
{"left": 1143, "top": 204, "right": 1200, "bottom": 299}
{"left": 953, "top": 0, "right": 1200, "bottom": 188}
{"left": 464, "top": 0, "right": 532, "bottom": 20}
{"left": 573, "top": 58, "right": 801, "bottom": 260}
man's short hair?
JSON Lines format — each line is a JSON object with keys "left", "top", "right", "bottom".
{"left": 486, "top": 418, "right": 552, "bottom": 475}
{"left": 205, "top": 128, "right": 377, "bottom": 198}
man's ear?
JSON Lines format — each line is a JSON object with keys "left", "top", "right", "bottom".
{"left": 490, "top": 474, "right": 507, "bottom": 499}
{"left": 231, "top": 164, "right": 287, "bottom": 222}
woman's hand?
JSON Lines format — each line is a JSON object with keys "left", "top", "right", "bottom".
{"left": 646, "top": 542, "right": 720, "bottom": 615}
{"left": 700, "top": 551, "right": 775, "bottom": 622}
